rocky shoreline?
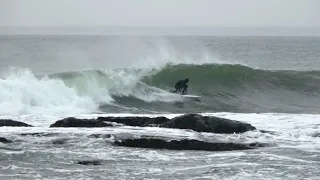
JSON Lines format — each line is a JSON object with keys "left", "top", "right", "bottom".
{"left": 1, "top": 114, "right": 268, "bottom": 152}
{"left": 113, "top": 138, "right": 266, "bottom": 151}
{"left": 50, "top": 114, "right": 256, "bottom": 134}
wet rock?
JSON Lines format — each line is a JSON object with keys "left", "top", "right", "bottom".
{"left": 160, "top": 114, "right": 256, "bottom": 133}
{"left": 52, "top": 138, "right": 68, "bottom": 145}
{"left": 97, "top": 116, "right": 169, "bottom": 127}
{"left": 20, "top": 133, "right": 59, "bottom": 137}
{"left": 0, "top": 137, "right": 12, "bottom": 144}
{"left": 50, "top": 117, "right": 114, "bottom": 128}
{"left": 312, "top": 133, "right": 320, "bottom": 138}
{"left": 77, "top": 160, "right": 102, "bottom": 165}
{"left": 259, "top": 130, "right": 279, "bottom": 135}
{"left": 0, "top": 119, "right": 32, "bottom": 127}
{"left": 88, "top": 134, "right": 112, "bottom": 139}
{"left": 113, "top": 138, "right": 265, "bottom": 151}
{"left": 50, "top": 114, "right": 256, "bottom": 134}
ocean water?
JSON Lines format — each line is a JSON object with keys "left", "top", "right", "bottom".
{"left": 0, "top": 35, "right": 320, "bottom": 179}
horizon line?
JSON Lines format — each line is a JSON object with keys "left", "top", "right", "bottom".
{"left": 1, "top": 26, "right": 319, "bottom": 36}
{"left": 1, "top": 26, "right": 320, "bottom": 28}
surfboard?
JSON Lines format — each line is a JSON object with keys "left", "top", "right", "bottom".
{"left": 169, "top": 89, "right": 201, "bottom": 99}
{"left": 182, "top": 94, "right": 201, "bottom": 98}
{"left": 181, "top": 94, "right": 201, "bottom": 102}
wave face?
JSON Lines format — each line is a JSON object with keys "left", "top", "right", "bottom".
{"left": 143, "top": 64, "right": 320, "bottom": 113}
{"left": 1, "top": 64, "right": 320, "bottom": 115}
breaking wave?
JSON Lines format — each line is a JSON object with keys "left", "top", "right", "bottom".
{"left": 1, "top": 63, "right": 320, "bottom": 115}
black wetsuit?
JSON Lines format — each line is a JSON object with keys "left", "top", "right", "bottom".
{"left": 172, "top": 78, "right": 189, "bottom": 95}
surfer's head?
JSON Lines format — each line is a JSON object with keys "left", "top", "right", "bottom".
{"left": 185, "top": 78, "right": 189, "bottom": 83}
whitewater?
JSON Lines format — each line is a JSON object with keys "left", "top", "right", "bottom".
{"left": 0, "top": 35, "right": 320, "bottom": 179}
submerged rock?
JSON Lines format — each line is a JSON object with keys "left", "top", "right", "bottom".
{"left": 259, "top": 130, "right": 279, "bottom": 135}
{"left": 312, "top": 133, "right": 320, "bottom": 138}
{"left": 0, "top": 119, "right": 32, "bottom": 127}
{"left": 77, "top": 160, "right": 102, "bottom": 165}
{"left": 52, "top": 138, "right": 68, "bottom": 145}
{"left": 161, "top": 114, "right": 256, "bottom": 133}
{"left": 97, "top": 116, "right": 169, "bottom": 127}
{"left": 113, "top": 138, "right": 265, "bottom": 151}
{"left": 0, "top": 137, "right": 12, "bottom": 144}
{"left": 49, "top": 117, "right": 114, "bottom": 128}
{"left": 20, "top": 132, "right": 59, "bottom": 137}
{"left": 87, "top": 134, "right": 112, "bottom": 139}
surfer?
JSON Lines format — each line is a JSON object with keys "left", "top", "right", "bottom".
{"left": 172, "top": 78, "right": 189, "bottom": 95}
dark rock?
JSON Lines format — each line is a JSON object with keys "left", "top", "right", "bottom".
{"left": 50, "top": 117, "right": 114, "bottom": 128}
{"left": 0, "top": 137, "right": 12, "bottom": 144}
{"left": 97, "top": 116, "right": 169, "bottom": 127}
{"left": 259, "top": 130, "right": 279, "bottom": 135}
{"left": 88, "top": 134, "right": 112, "bottom": 139}
{"left": 312, "top": 133, "right": 320, "bottom": 138}
{"left": 49, "top": 114, "right": 256, "bottom": 134}
{"left": 113, "top": 138, "right": 266, "bottom": 151}
{"left": 160, "top": 114, "right": 256, "bottom": 134}
{"left": 0, "top": 119, "right": 32, "bottom": 127}
{"left": 77, "top": 160, "right": 102, "bottom": 165}
{"left": 52, "top": 138, "right": 68, "bottom": 145}
{"left": 248, "top": 142, "right": 266, "bottom": 148}
{"left": 20, "top": 133, "right": 59, "bottom": 137}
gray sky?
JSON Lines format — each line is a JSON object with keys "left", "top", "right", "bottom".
{"left": 0, "top": 0, "right": 320, "bottom": 36}
{"left": 1, "top": 0, "right": 319, "bottom": 27}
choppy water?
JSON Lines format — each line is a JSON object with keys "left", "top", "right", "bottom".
{"left": 0, "top": 35, "right": 320, "bottom": 179}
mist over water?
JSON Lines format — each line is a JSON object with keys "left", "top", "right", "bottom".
{"left": 0, "top": 36, "right": 221, "bottom": 75}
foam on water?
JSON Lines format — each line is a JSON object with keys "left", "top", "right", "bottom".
{"left": 0, "top": 68, "right": 183, "bottom": 116}
{"left": 0, "top": 68, "right": 98, "bottom": 115}
{"left": 0, "top": 112, "right": 319, "bottom": 179}
{"left": 1, "top": 112, "right": 319, "bottom": 153}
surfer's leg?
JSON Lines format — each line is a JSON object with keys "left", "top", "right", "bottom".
{"left": 173, "top": 84, "right": 179, "bottom": 93}
{"left": 182, "top": 85, "right": 188, "bottom": 94}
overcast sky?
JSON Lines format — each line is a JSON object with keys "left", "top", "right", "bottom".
{"left": 0, "top": 0, "right": 320, "bottom": 36}
{"left": 1, "top": 0, "right": 319, "bottom": 27}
